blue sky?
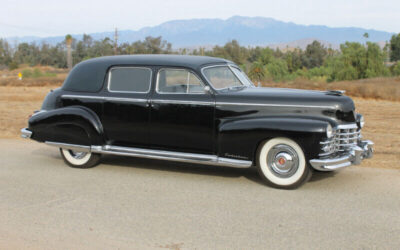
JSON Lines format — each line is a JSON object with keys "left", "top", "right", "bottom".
{"left": 1, "top": 0, "right": 399, "bottom": 37}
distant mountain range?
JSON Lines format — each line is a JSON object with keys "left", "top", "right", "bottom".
{"left": 6, "top": 16, "right": 395, "bottom": 49}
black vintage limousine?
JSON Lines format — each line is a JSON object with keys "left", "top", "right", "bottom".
{"left": 21, "top": 55, "right": 373, "bottom": 188}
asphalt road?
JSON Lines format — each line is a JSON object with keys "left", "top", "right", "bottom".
{"left": 1, "top": 139, "right": 400, "bottom": 249}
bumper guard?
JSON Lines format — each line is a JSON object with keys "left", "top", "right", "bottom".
{"left": 21, "top": 128, "right": 32, "bottom": 139}
{"left": 310, "top": 140, "right": 374, "bottom": 171}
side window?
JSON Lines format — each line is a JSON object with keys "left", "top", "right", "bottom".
{"left": 157, "top": 69, "right": 205, "bottom": 94}
{"left": 108, "top": 67, "right": 152, "bottom": 93}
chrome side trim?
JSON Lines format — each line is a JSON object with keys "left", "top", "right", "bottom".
{"left": 62, "top": 95, "right": 104, "bottom": 100}
{"left": 216, "top": 102, "right": 336, "bottom": 109}
{"left": 104, "top": 97, "right": 147, "bottom": 103}
{"left": 21, "top": 128, "right": 32, "bottom": 139}
{"left": 92, "top": 145, "right": 252, "bottom": 168}
{"left": 61, "top": 94, "right": 334, "bottom": 109}
{"left": 62, "top": 95, "right": 147, "bottom": 103}
{"left": 152, "top": 99, "right": 214, "bottom": 106}
{"left": 45, "top": 141, "right": 252, "bottom": 168}
{"left": 45, "top": 141, "right": 91, "bottom": 152}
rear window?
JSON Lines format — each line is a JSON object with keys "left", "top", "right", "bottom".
{"left": 108, "top": 67, "right": 152, "bottom": 93}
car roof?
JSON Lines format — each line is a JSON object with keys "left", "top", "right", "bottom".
{"left": 83, "top": 54, "right": 232, "bottom": 69}
{"left": 62, "top": 55, "right": 233, "bottom": 92}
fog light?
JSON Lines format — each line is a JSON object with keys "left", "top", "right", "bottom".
{"left": 326, "top": 124, "right": 334, "bottom": 138}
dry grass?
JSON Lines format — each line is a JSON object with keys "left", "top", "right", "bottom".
{"left": 262, "top": 77, "right": 400, "bottom": 102}
{"left": 0, "top": 86, "right": 54, "bottom": 137}
{"left": 0, "top": 85, "right": 399, "bottom": 170}
{"left": 353, "top": 98, "right": 400, "bottom": 169}
{"left": 0, "top": 66, "right": 67, "bottom": 87}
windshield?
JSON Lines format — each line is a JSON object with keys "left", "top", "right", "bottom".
{"left": 202, "top": 65, "right": 254, "bottom": 90}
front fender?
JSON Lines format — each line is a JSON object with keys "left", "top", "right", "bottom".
{"left": 28, "top": 106, "right": 104, "bottom": 145}
{"left": 218, "top": 117, "right": 329, "bottom": 162}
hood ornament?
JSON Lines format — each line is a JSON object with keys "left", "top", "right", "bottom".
{"left": 325, "top": 90, "right": 346, "bottom": 96}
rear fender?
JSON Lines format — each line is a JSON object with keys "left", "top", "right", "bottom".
{"left": 28, "top": 106, "right": 104, "bottom": 145}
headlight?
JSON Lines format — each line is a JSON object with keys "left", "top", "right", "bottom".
{"left": 359, "top": 115, "right": 365, "bottom": 128}
{"left": 326, "top": 124, "right": 334, "bottom": 139}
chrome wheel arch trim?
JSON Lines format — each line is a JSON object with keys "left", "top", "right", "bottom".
{"left": 45, "top": 141, "right": 252, "bottom": 168}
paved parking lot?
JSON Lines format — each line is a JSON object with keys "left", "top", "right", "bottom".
{"left": 1, "top": 139, "right": 400, "bottom": 249}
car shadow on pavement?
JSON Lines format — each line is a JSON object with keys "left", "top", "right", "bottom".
{"left": 309, "top": 170, "right": 338, "bottom": 182}
{"left": 33, "top": 147, "right": 338, "bottom": 186}
{"left": 100, "top": 154, "right": 266, "bottom": 185}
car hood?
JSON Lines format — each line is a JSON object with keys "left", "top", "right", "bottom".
{"left": 217, "top": 87, "right": 355, "bottom": 112}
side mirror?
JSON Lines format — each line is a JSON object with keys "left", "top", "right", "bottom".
{"left": 204, "top": 86, "right": 211, "bottom": 93}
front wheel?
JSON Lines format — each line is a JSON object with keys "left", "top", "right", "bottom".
{"left": 256, "top": 137, "right": 312, "bottom": 189}
{"left": 60, "top": 148, "right": 101, "bottom": 168}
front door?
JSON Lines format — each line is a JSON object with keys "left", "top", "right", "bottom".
{"left": 149, "top": 67, "right": 215, "bottom": 154}
{"left": 102, "top": 66, "right": 153, "bottom": 147}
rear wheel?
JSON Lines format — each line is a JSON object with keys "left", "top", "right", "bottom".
{"left": 256, "top": 137, "right": 312, "bottom": 189}
{"left": 60, "top": 148, "right": 101, "bottom": 168}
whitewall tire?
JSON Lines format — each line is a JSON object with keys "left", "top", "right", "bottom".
{"left": 60, "top": 148, "right": 101, "bottom": 168}
{"left": 256, "top": 137, "right": 312, "bottom": 189}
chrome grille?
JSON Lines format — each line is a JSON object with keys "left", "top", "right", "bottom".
{"left": 320, "top": 124, "right": 361, "bottom": 156}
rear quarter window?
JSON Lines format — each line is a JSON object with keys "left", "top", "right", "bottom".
{"left": 108, "top": 67, "right": 152, "bottom": 93}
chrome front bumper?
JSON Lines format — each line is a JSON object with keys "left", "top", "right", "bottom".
{"left": 21, "top": 128, "right": 32, "bottom": 139}
{"left": 310, "top": 140, "right": 374, "bottom": 171}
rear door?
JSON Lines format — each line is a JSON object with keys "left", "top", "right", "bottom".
{"left": 101, "top": 66, "right": 153, "bottom": 147}
{"left": 148, "top": 67, "right": 215, "bottom": 154}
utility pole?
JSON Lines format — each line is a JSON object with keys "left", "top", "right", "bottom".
{"left": 114, "top": 28, "right": 118, "bottom": 55}
{"left": 65, "top": 34, "right": 73, "bottom": 70}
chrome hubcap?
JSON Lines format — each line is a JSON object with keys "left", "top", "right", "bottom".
{"left": 267, "top": 144, "right": 299, "bottom": 178}
{"left": 68, "top": 150, "right": 88, "bottom": 159}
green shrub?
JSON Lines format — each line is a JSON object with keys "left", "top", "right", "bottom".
{"left": 22, "top": 69, "right": 33, "bottom": 78}
{"left": 44, "top": 72, "right": 57, "bottom": 77}
{"left": 393, "top": 62, "right": 400, "bottom": 76}
{"left": 32, "top": 68, "right": 43, "bottom": 78}
{"left": 8, "top": 61, "right": 19, "bottom": 70}
{"left": 265, "top": 58, "right": 289, "bottom": 82}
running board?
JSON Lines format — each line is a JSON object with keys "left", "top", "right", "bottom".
{"left": 45, "top": 142, "right": 253, "bottom": 169}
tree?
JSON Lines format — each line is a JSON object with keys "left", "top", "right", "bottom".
{"left": 0, "top": 39, "right": 12, "bottom": 66}
{"left": 340, "top": 42, "right": 367, "bottom": 78}
{"left": 365, "top": 42, "right": 389, "bottom": 78}
{"left": 248, "top": 61, "right": 265, "bottom": 82}
{"left": 284, "top": 49, "right": 303, "bottom": 73}
{"left": 223, "top": 40, "right": 247, "bottom": 65}
{"left": 392, "top": 62, "right": 400, "bottom": 76}
{"left": 363, "top": 32, "right": 369, "bottom": 39}
{"left": 265, "top": 58, "right": 289, "bottom": 82}
{"left": 259, "top": 47, "right": 275, "bottom": 65}
{"left": 390, "top": 33, "right": 400, "bottom": 62}
{"left": 302, "top": 41, "right": 327, "bottom": 68}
